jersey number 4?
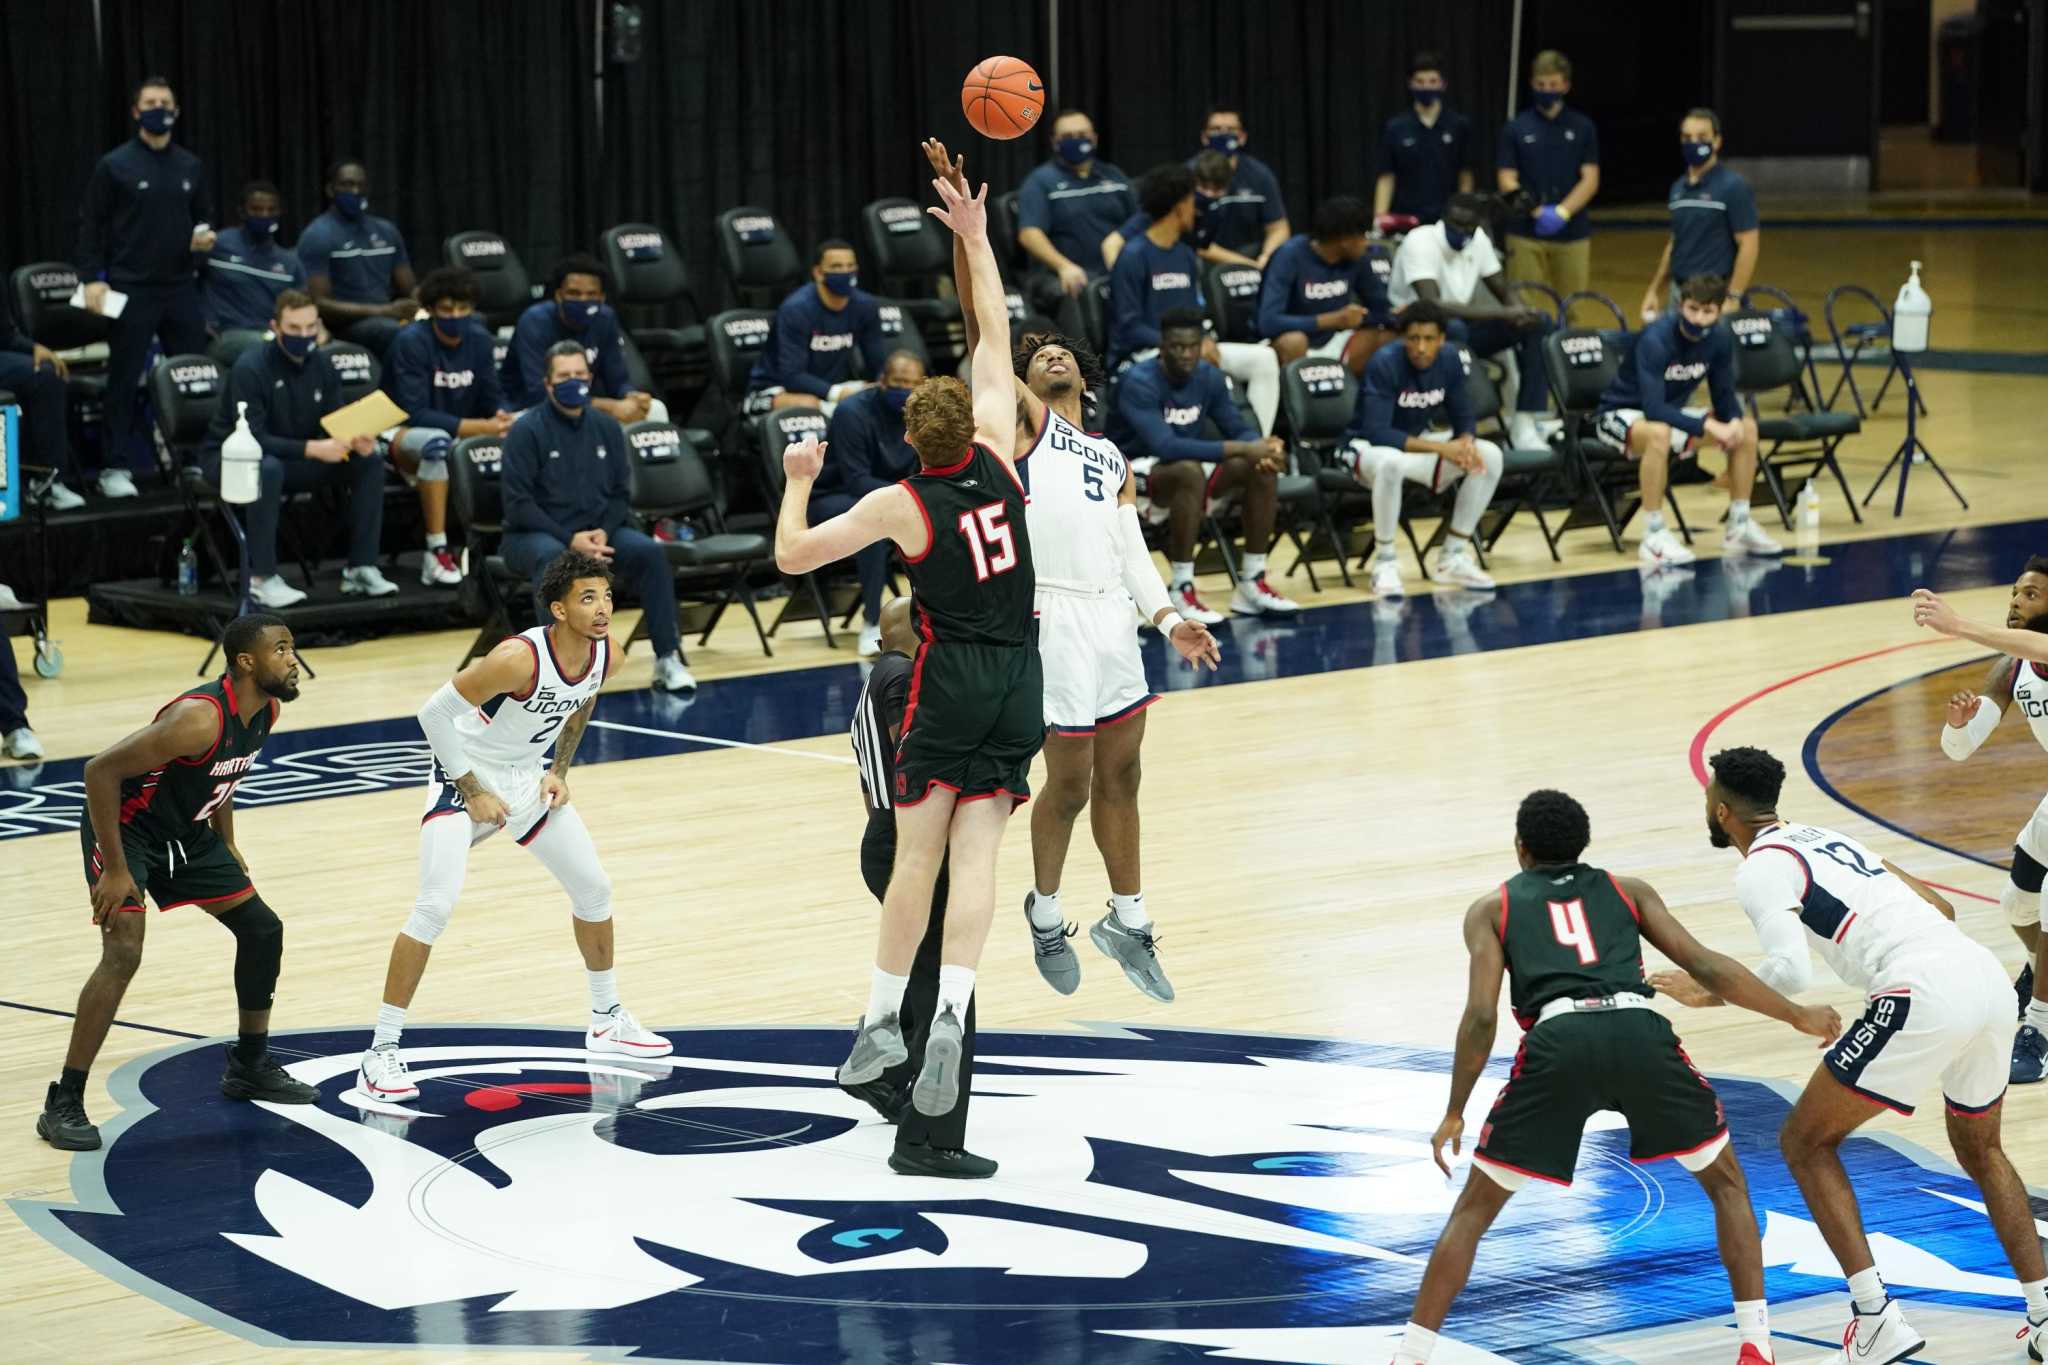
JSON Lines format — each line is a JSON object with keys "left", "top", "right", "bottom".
{"left": 1548, "top": 898, "right": 1599, "bottom": 966}
{"left": 957, "top": 502, "right": 1018, "bottom": 582}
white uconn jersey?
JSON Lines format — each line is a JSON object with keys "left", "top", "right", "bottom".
{"left": 1024, "top": 408, "right": 1128, "bottom": 591}
{"left": 1739, "top": 822, "right": 1963, "bottom": 992}
{"left": 2009, "top": 658, "right": 2048, "bottom": 752}
{"left": 459, "top": 626, "right": 609, "bottom": 772}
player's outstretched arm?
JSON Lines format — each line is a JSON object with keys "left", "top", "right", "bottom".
{"left": 1434, "top": 895, "right": 1507, "bottom": 1176}
{"left": 775, "top": 433, "right": 925, "bottom": 573}
{"left": 1915, "top": 588, "right": 2048, "bottom": 663}
{"left": 922, "top": 138, "right": 1043, "bottom": 445}
{"left": 1631, "top": 876, "right": 1840, "bottom": 1044}
{"left": 82, "top": 700, "right": 227, "bottom": 920}
{"left": 929, "top": 176, "right": 1019, "bottom": 461}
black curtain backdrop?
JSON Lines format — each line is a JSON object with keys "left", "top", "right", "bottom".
{"left": 0, "top": 0, "right": 105, "bottom": 268}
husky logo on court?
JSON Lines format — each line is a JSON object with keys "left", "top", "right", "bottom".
{"left": 13, "top": 1024, "right": 2029, "bottom": 1361}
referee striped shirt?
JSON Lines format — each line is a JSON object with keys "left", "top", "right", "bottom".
{"left": 852, "top": 650, "right": 914, "bottom": 817}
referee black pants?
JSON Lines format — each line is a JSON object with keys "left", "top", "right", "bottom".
{"left": 859, "top": 822, "right": 972, "bottom": 1149}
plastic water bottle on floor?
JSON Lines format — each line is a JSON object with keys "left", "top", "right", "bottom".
{"left": 1892, "top": 260, "right": 1930, "bottom": 353}
{"left": 1796, "top": 483, "right": 1821, "bottom": 555}
{"left": 176, "top": 538, "right": 198, "bottom": 596}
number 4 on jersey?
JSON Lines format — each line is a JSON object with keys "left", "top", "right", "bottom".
{"left": 1548, "top": 898, "right": 1598, "bottom": 965}
{"left": 957, "top": 502, "right": 1018, "bottom": 582}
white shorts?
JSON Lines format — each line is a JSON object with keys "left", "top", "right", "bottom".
{"left": 1036, "top": 587, "right": 1155, "bottom": 734}
{"left": 1595, "top": 406, "right": 1707, "bottom": 459}
{"left": 421, "top": 759, "right": 551, "bottom": 847}
{"left": 1128, "top": 455, "right": 1231, "bottom": 525}
{"left": 1306, "top": 329, "right": 1357, "bottom": 360}
{"left": 1826, "top": 941, "right": 2012, "bottom": 1116}
{"left": 2010, "top": 792, "right": 2048, "bottom": 924}
{"left": 1337, "top": 432, "right": 1458, "bottom": 490}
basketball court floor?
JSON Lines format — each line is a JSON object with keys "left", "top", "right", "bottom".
{"left": 3, "top": 217, "right": 2048, "bottom": 1363}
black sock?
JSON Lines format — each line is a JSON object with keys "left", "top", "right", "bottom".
{"left": 58, "top": 1066, "right": 87, "bottom": 1094}
{"left": 234, "top": 1031, "right": 268, "bottom": 1063}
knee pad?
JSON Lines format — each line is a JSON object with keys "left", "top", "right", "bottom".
{"left": 403, "top": 891, "right": 456, "bottom": 945}
{"left": 216, "top": 896, "right": 284, "bottom": 1012}
{"left": 2003, "top": 883, "right": 2037, "bottom": 927}
{"left": 2013, "top": 843, "right": 2046, "bottom": 895}
{"left": 570, "top": 874, "right": 613, "bottom": 924}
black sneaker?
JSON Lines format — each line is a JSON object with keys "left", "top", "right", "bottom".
{"left": 2019, "top": 963, "right": 2036, "bottom": 1022}
{"left": 36, "top": 1082, "right": 101, "bottom": 1150}
{"left": 888, "top": 1140, "right": 998, "bottom": 1179}
{"left": 220, "top": 1046, "right": 318, "bottom": 1104}
{"left": 840, "top": 1077, "right": 906, "bottom": 1123}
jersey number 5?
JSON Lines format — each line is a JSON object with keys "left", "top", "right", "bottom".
{"left": 1547, "top": 898, "right": 1599, "bottom": 966}
{"left": 957, "top": 502, "right": 1018, "bottom": 583}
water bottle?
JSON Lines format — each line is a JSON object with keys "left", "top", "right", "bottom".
{"left": 1796, "top": 482, "right": 1821, "bottom": 554}
{"left": 1892, "top": 260, "right": 1930, "bottom": 353}
{"left": 176, "top": 538, "right": 198, "bottom": 596}
{"left": 219, "top": 401, "right": 263, "bottom": 504}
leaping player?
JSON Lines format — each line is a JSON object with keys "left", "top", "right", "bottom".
{"left": 1912, "top": 568, "right": 2048, "bottom": 1081}
{"left": 923, "top": 137, "right": 1221, "bottom": 1005}
{"left": 1657, "top": 746, "right": 2047, "bottom": 1362}
{"left": 356, "top": 551, "right": 670, "bottom": 1104}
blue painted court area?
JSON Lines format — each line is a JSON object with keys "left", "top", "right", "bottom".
{"left": 4, "top": 518, "right": 2041, "bottom": 843}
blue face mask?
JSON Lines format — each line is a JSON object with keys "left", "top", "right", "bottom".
{"left": 552, "top": 377, "right": 591, "bottom": 410}
{"left": 821, "top": 271, "right": 858, "bottom": 298}
{"left": 1055, "top": 136, "right": 1095, "bottom": 166}
{"left": 558, "top": 298, "right": 603, "bottom": 330}
{"left": 1409, "top": 86, "right": 1442, "bottom": 108}
{"left": 431, "top": 315, "right": 471, "bottom": 344}
{"left": 1443, "top": 226, "right": 1472, "bottom": 252}
{"left": 1682, "top": 139, "right": 1715, "bottom": 167}
{"left": 137, "top": 107, "right": 176, "bottom": 135}
{"left": 277, "top": 332, "right": 317, "bottom": 361}
{"left": 1677, "top": 317, "right": 1708, "bottom": 342}
{"left": 1204, "top": 132, "right": 1241, "bottom": 155}
{"left": 1532, "top": 89, "right": 1564, "bottom": 111}
{"left": 334, "top": 191, "right": 367, "bottom": 219}
{"left": 882, "top": 386, "right": 912, "bottom": 413}
{"left": 243, "top": 216, "right": 278, "bottom": 240}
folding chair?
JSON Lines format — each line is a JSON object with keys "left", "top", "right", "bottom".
{"left": 445, "top": 435, "right": 529, "bottom": 668}
{"left": 1727, "top": 309, "right": 1862, "bottom": 527}
{"left": 1540, "top": 327, "right": 1693, "bottom": 555}
{"left": 1276, "top": 357, "right": 1370, "bottom": 589}
{"left": 1824, "top": 284, "right": 1921, "bottom": 419}
{"left": 1465, "top": 356, "right": 1564, "bottom": 562}
{"left": 1741, "top": 285, "right": 1826, "bottom": 415}
{"left": 442, "top": 231, "right": 532, "bottom": 332}
{"left": 754, "top": 408, "right": 851, "bottom": 647}
{"left": 623, "top": 420, "right": 773, "bottom": 656}
{"left": 713, "top": 207, "right": 804, "bottom": 309}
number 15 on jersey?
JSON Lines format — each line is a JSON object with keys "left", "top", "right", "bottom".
{"left": 958, "top": 502, "right": 1018, "bottom": 582}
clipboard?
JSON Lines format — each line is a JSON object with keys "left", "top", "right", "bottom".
{"left": 320, "top": 390, "right": 409, "bottom": 442}
{"left": 68, "top": 284, "right": 127, "bottom": 318}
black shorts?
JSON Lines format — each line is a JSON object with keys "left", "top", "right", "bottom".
{"left": 1474, "top": 1007, "right": 1727, "bottom": 1187}
{"left": 80, "top": 821, "right": 252, "bottom": 912}
{"left": 895, "top": 641, "right": 1044, "bottom": 806}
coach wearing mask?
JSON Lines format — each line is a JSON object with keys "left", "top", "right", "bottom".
{"left": 77, "top": 75, "right": 214, "bottom": 499}
{"left": 1640, "top": 109, "right": 1760, "bottom": 320}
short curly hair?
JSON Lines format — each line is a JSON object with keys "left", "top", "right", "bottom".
{"left": 540, "top": 550, "right": 614, "bottom": 606}
{"left": 1708, "top": 746, "right": 1785, "bottom": 813}
{"left": 1517, "top": 789, "right": 1590, "bottom": 864}
{"left": 904, "top": 376, "right": 976, "bottom": 465}
{"left": 1012, "top": 328, "right": 1103, "bottom": 390}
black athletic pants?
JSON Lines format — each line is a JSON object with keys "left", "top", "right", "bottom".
{"left": 859, "top": 819, "right": 972, "bottom": 1149}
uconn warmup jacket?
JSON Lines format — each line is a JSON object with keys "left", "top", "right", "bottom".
{"left": 748, "top": 284, "right": 889, "bottom": 398}
{"left": 387, "top": 317, "right": 503, "bottom": 433}
{"left": 1106, "top": 234, "right": 1204, "bottom": 368}
{"left": 1350, "top": 341, "right": 1474, "bottom": 446}
{"left": 502, "top": 301, "right": 633, "bottom": 409}
{"left": 1596, "top": 315, "right": 1740, "bottom": 437}
{"left": 1256, "top": 235, "right": 1391, "bottom": 345}
{"left": 1108, "top": 357, "right": 1253, "bottom": 463}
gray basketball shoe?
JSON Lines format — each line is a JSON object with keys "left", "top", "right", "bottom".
{"left": 1089, "top": 910, "right": 1175, "bottom": 1002}
{"left": 838, "top": 1012, "right": 908, "bottom": 1085}
{"left": 911, "top": 1005, "right": 966, "bottom": 1116}
{"left": 1024, "top": 892, "right": 1081, "bottom": 995}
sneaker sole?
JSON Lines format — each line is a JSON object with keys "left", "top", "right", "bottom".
{"left": 356, "top": 1077, "right": 421, "bottom": 1103}
{"left": 888, "top": 1149, "right": 997, "bottom": 1179}
{"left": 911, "top": 1030, "right": 962, "bottom": 1116}
{"left": 1090, "top": 922, "right": 1176, "bottom": 1003}
{"left": 221, "top": 1079, "right": 319, "bottom": 1103}
{"left": 587, "top": 1035, "right": 674, "bottom": 1057}
{"left": 839, "top": 1035, "right": 909, "bottom": 1086}
{"left": 35, "top": 1115, "right": 102, "bottom": 1150}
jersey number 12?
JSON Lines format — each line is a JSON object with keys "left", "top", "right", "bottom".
{"left": 1547, "top": 898, "right": 1599, "bottom": 966}
{"left": 957, "top": 503, "right": 1018, "bottom": 582}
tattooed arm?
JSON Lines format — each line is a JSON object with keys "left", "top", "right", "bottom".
{"left": 541, "top": 697, "right": 597, "bottom": 807}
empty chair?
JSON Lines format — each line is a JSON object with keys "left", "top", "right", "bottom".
{"left": 442, "top": 231, "right": 532, "bottom": 331}
{"left": 1277, "top": 357, "right": 1369, "bottom": 589}
{"left": 1727, "top": 308, "right": 1862, "bottom": 526}
{"left": 870, "top": 300, "right": 930, "bottom": 369}
{"left": 598, "top": 222, "right": 706, "bottom": 358}
{"left": 1466, "top": 357, "right": 1564, "bottom": 561}
{"left": 1202, "top": 261, "right": 1264, "bottom": 344}
{"left": 10, "top": 262, "right": 113, "bottom": 354}
{"left": 713, "top": 207, "right": 803, "bottom": 308}
{"left": 753, "top": 407, "right": 850, "bottom": 647}
{"left": 623, "top": 419, "right": 772, "bottom": 656}
{"left": 858, "top": 197, "right": 959, "bottom": 326}
{"left": 445, "top": 434, "right": 531, "bottom": 666}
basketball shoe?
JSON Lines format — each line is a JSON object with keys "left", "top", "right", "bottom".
{"left": 585, "top": 1004, "right": 672, "bottom": 1058}
{"left": 36, "top": 1082, "right": 100, "bottom": 1150}
{"left": 1091, "top": 910, "right": 1175, "bottom": 1002}
{"left": 356, "top": 1045, "right": 419, "bottom": 1103}
{"left": 1640, "top": 525, "right": 1696, "bottom": 567}
{"left": 1829, "top": 1297, "right": 1923, "bottom": 1364}
{"left": 2025, "top": 1310, "right": 2047, "bottom": 1362}
{"left": 1025, "top": 892, "right": 1081, "bottom": 994}
{"left": 1172, "top": 580, "right": 1225, "bottom": 626}
{"left": 1736, "top": 1345, "right": 1773, "bottom": 1365}
{"left": 839, "top": 1013, "right": 908, "bottom": 1085}
{"left": 911, "top": 1005, "right": 966, "bottom": 1116}
{"left": 2012, "top": 1024, "right": 2048, "bottom": 1084}
{"left": 220, "top": 1046, "right": 319, "bottom": 1103}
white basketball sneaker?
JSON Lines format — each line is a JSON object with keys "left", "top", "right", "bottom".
{"left": 1370, "top": 555, "right": 1405, "bottom": 600}
{"left": 356, "top": 1045, "right": 419, "bottom": 1103}
{"left": 1639, "top": 525, "right": 1696, "bottom": 567}
{"left": 1431, "top": 539, "right": 1496, "bottom": 590}
{"left": 1722, "top": 515, "right": 1785, "bottom": 558}
{"left": 1829, "top": 1298, "right": 1924, "bottom": 1365}
{"left": 586, "top": 1003, "right": 672, "bottom": 1057}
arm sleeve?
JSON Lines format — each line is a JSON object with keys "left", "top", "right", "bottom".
{"left": 505, "top": 314, "right": 545, "bottom": 409}
{"left": 1727, "top": 177, "right": 1760, "bottom": 233}
{"left": 1117, "top": 369, "right": 1223, "bottom": 463}
{"left": 596, "top": 323, "right": 630, "bottom": 398}
{"left": 417, "top": 681, "right": 477, "bottom": 779}
{"left": 391, "top": 230, "right": 412, "bottom": 271}
{"left": 1256, "top": 163, "right": 1286, "bottom": 224}
{"left": 76, "top": 159, "right": 113, "bottom": 278}
{"left": 1735, "top": 854, "right": 1814, "bottom": 996}
{"left": 1708, "top": 333, "right": 1742, "bottom": 422}
{"left": 191, "top": 161, "right": 213, "bottom": 232}
{"left": 287, "top": 251, "right": 308, "bottom": 289}
{"left": 1580, "top": 122, "right": 1601, "bottom": 168}
{"left": 474, "top": 341, "right": 504, "bottom": 412}
{"left": 1017, "top": 173, "right": 1051, "bottom": 233}
{"left": 770, "top": 300, "right": 831, "bottom": 398}
{"left": 0, "top": 307, "right": 30, "bottom": 355}
{"left": 1357, "top": 257, "right": 1393, "bottom": 326}
{"left": 1116, "top": 501, "right": 1174, "bottom": 623}
{"left": 500, "top": 423, "right": 572, "bottom": 540}
{"left": 389, "top": 335, "right": 460, "bottom": 434}
{"left": 1941, "top": 693, "right": 2002, "bottom": 759}
{"left": 1635, "top": 332, "right": 1705, "bottom": 436}
{"left": 1256, "top": 250, "right": 1315, "bottom": 337}
{"left": 1117, "top": 210, "right": 1148, "bottom": 239}
{"left": 1209, "top": 367, "right": 1257, "bottom": 442}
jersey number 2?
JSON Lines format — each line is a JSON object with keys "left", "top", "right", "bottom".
{"left": 192, "top": 779, "right": 241, "bottom": 822}
{"left": 1547, "top": 898, "right": 1598, "bottom": 966}
{"left": 957, "top": 503, "right": 1018, "bottom": 582}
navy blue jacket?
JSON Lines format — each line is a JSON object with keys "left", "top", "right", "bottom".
{"left": 1667, "top": 164, "right": 1759, "bottom": 284}
{"left": 1378, "top": 108, "right": 1472, "bottom": 222}
{"left": 297, "top": 207, "right": 410, "bottom": 303}
{"left": 1109, "top": 357, "right": 1252, "bottom": 463}
{"left": 748, "top": 284, "right": 888, "bottom": 398}
{"left": 387, "top": 319, "right": 503, "bottom": 433}
{"left": 502, "top": 301, "right": 633, "bottom": 409}
{"left": 203, "top": 226, "right": 307, "bottom": 330}
{"left": 1597, "top": 315, "right": 1740, "bottom": 436}
{"left": 1497, "top": 106, "right": 1599, "bottom": 242}
{"left": 817, "top": 386, "right": 916, "bottom": 500}
{"left": 77, "top": 137, "right": 211, "bottom": 287}
{"left": 1352, "top": 339, "right": 1474, "bottom": 446}
{"left": 1107, "top": 234, "right": 1204, "bottom": 367}
{"left": 203, "top": 340, "right": 346, "bottom": 460}
{"left": 1257, "top": 235, "right": 1391, "bottom": 344}
{"left": 1187, "top": 152, "right": 1287, "bottom": 255}
{"left": 1017, "top": 159, "right": 1138, "bottom": 274}
{"left": 501, "top": 401, "right": 632, "bottom": 541}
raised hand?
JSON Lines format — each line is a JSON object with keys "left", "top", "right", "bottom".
{"left": 928, "top": 177, "right": 989, "bottom": 242}
{"left": 1911, "top": 588, "right": 1960, "bottom": 637}
{"left": 783, "top": 432, "right": 827, "bottom": 483}
{"left": 1946, "top": 689, "right": 1979, "bottom": 728}
{"left": 921, "top": 138, "right": 967, "bottom": 194}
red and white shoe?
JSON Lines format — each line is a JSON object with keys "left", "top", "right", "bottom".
{"left": 356, "top": 1045, "right": 419, "bottom": 1103}
{"left": 420, "top": 546, "right": 463, "bottom": 587}
{"left": 1829, "top": 1298, "right": 1922, "bottom": 1364}
{"left": 1230, "top": 572, "right": 1301, "bottom": 616}
{"left": 587, "top": 1004, "right": 672, "bottom": 1058}
{"left": 1736, "top": 1343, "right": 1774, "bottom": 1364}
{"left": 1171, "top": 581, "right": 1225, "bottom": 626}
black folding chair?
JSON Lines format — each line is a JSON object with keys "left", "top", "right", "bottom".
{"left": 713, "top": 207, "right": 804, "bottom": 309}
{"left": 1540, "top": 327, "right": 1693, "bottom": 554}
{"left": 1824, "top": 284, "right": 1921, "bottom": 419}
{"left": 754, "top": 408, "right": 851, "bottom": 646}
{"left": 623, "top": 420, "right": 773, "bottom": 656}
{"left": 446, "top": 435, "right": 529, "bottom": 668}
{"left": 1727, "top": 309, "right": 1863, "bottom": 527}
{"left": 1741, "top": 285, "right": 1826, "bottom": 416}
{"left": 1466, "top": 356, "right": 1564, "bottom": 562}
{"left": 442, "top": 231, "right": 532, "bottom": 332}
{"left": 1276, "top": 357, "right": 1371, "bottom": 589}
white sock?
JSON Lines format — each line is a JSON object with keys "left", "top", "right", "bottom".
{"left": 1241, "top": 552, "right": 1267, "bottom": 580}
{"left": 2026, "top": 1276, "right": 2048, "bottom": 1321}
{"left": 1846, "top": 1265, "right": 1888, "bottom": 1314}
{"left": 865, "top": 966, "right": 909, "bottom": 1024}
{"left": 587, "top": 968, "right": 619, "bottom": 1017}
{"left": 937, "top": 964, "right": 975, "bottom": 1020}
{"left": 1169, "top": 560, "right": 1194, "bottom": 588}
{"left": 1733, "top": 1299, "right": 1770, "bottom": 1355}
{"left": 1392, "top": 1322, "right": 1438, "bottom": 1364}
{"left": 1645, "top": 510, "right": 1669, "bottom": 534}
{"left": 425, "top": 531, "right": 448, "bottom": 549}
{"left": 1028, "top": 888, "right": 1064, "bottom": 929}
{"left": 1374, "top": 539, "right": 1397, "bottom": 562}
{"left": 1729, "top": 499, "right": 1751, "bottom": 524}
{"left": 372, "top": 1002, "right": 406, "bottom": 1050}
{"left": 2025, "top": 998, "right": 2048, "bottom": 1033}
{"left": 1110, "top": 891, "right": 1148, "bottom": 929}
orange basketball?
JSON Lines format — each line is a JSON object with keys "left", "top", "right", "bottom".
{"left": 961, "top": 56, "right": 1045, "bottom": 140}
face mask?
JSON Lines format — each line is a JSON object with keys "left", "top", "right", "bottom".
{"left": 1055, "top": 136, "right": 1095, "bottom": 166}
{"left": 277, "top": 332, "right": 317, "bottom": 361}
{"left": 558, "top": 298, "right": 602, "bottom": 330}
{"left": 1409, "top": 87, "right": 1442, "bottom": 108}
{"left": 552, "top": 377, "right": 591, "bottom": 410}
{"left": 1204, "top": 132, "right": 1241, "bottom": 155}
{"left": 1682, "top": 139, "right": 1715, "bottom": 167}
{"left": 1677, "top": 317, "right": 1708, "bottom": 342}
{"left": 334, "top": 192, "right": 367, "bottom": 219}
{"left": 1532, "top": 89, "right": 1564, "bottom": 111}
{"left": 431, "top": 316, "right": 471, "bottom": 344}
{"left": 137, "top": 107, "right": 176, "bottom": 135}
{"left": 882, "top": 386, "right": 911, "bottom": 413}
{"left": 1443, "top": 226, "right": 1472, "bottom": 252}
{"left": 821, "top": 271, "right": 858, "bottom": 298}
{"left": 243, "top": 216, "right": 278, "bottom": 240}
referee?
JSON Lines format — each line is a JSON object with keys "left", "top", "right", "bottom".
{"left": 846, "top": 597, "right": 994, "bottom": 1179}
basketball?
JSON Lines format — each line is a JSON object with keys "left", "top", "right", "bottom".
{"left": 961, "top": 55, "right": 1044, "bottom": 140}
